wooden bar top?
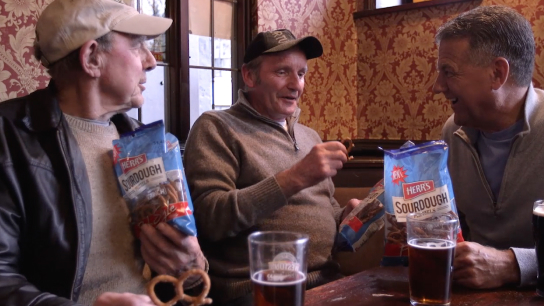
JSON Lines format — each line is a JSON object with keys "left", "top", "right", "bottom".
{"left": 305, "top": 266, "right": 543, "bottom": 306}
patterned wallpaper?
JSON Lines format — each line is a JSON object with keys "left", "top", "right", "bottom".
{"left": 1, "top": 0, "right": 543, "bottom": 141}
{"left": 0, "top": 0, "right": 51, "bottom": 101}
{"left": 255, "top": 0, "right": 359, "bottom": 140}
{"left": 356, "top": 0, "right": 544, "bottom": 140}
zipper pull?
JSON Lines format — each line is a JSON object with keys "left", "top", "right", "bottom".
{"left": 294, "top": 141, "right": 299, "bottom": 151}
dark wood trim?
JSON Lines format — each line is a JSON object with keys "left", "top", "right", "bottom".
{"left": 165, "top": 0, "right": 189, "bottom": 141}
{"left": 235, "top": 0, "right": 252, "bottom": 94}
{"left": 353, "top": 0, "right": 476, "bottom": 19}
{"left": 330, "top": 139, "right": 429, "bottom": 188}
{"left": 327, "top": 139, "right": 427, "bottom": 158}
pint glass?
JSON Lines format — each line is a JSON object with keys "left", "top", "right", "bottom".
{"left": 407, "top": 212, "right": 458, "bottom": 306}
{"left": 248, "top": 231, "right": 308, "bottom": 306}
{"left": 533, "top": 200, "right": 544, "bottom": 297}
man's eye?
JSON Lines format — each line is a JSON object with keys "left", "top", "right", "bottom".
{"left": 441, "top": 70, "right": 453, "bottom": 77}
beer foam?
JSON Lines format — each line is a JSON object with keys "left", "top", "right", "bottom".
{"left": 252, "top": 270, "right": 306, "bottom": 286}
{"left": 534, "top": 204, "right": 544, "bottom": 217}
{"left": 408, "top": 238, "right": 455, "bottom": 250}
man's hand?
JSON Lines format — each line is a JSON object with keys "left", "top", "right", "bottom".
{"left": 453, "top": 241, "right": 520, "bottom": 288}
{"left": 140, "top": 223, "right": 206, "bottom": 285}
{"left": 93, "top": 292, "right": 155, "bottom": 306}
{"left": 341, "top": 198, "right": 360, "bottom": 221}
{"left": 276, "top": 141, "right": 348, "bottom": 198}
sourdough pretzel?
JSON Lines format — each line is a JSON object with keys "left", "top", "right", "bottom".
{"left": 147, "top": 269, "right": 212, "bottom": 306}
{"left": 341, "top": 138, "right": 355, "bottom": 160}
{"left": 386, "top": 214, "right": 407, "bottom": 245}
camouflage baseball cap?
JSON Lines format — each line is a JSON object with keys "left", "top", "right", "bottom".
{"left": 243, "top": 29, "right": 323, "bottom": 64}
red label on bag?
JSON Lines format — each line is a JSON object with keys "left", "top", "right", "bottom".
{"left": 347, "top": 216, "right": 364, "bottom": 233}
{"left": 402, "top": 180, "right": 435, "bottom": 200}
{"left": 133, "top": 201, "right": 193, "bottom": 238}
{"left": 120, "top": 154, "right": 147, "bottom": 174}
{"left": 392, "top": 165, "right": 408, "bottom": 185}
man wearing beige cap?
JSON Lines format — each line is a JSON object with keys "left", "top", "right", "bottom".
{"left": 183, "top": 29, "right": 359, "bottom": 305}
{"left": 0, "top": 0, "right": 206, "bottom": 305}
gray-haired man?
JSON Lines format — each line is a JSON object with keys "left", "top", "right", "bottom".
{"left": 0, "top": 0, "right": 206, "bottom": 305}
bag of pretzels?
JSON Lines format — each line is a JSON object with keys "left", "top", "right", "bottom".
{"left": 337, "top": 179, "right": 385, "bottom": 252}
{"left": 112, "top": 120, "right": 197, "bottom": 238}
{"left": 381, "top": 140, "right": 463, "bottom": 266}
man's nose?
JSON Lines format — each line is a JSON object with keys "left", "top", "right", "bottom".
{"left": 287, "top": 74, "right": 304, "bottom": 92}
{"left": 432, "top": 73, "right": 446, "bottom": 93}
{"left": 143, "top": 47, "right": 157, "bottom": 72}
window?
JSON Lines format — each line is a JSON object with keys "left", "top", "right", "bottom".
{"left": 128, "top": 0, "right": 250, "bottom": 142}
{"left": 188, "top": 0, "right": 240, "bottom": 127}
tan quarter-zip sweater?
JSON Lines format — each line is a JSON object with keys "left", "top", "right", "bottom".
{"left": 184, "top": 90, "right": 345, "bottom": 303}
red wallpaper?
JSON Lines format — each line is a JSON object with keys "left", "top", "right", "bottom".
{"left": 255, "top": 0, "right": 359, "bottom": 140}
{"left": 356, "top": 0, "right": 544, "bottom": 140}
{"left": 0, "top": 0, "right": 51, "bottom": 101}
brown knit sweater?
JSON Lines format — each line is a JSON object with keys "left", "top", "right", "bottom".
{"left": 183, "top": 90, "right": 344, "bottom": 303}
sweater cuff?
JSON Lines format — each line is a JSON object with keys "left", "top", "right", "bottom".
{"left": 510, "top": 247, "right": 537, "bottom": 287}
{"left": 240, "top": 176, "right": 288, "bottom": 219}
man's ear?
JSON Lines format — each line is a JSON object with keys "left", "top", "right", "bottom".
{"left": 241, "top": 64, "right": 256, "bottom": 88}
{"left": 491, "top": 57, "right": 509, "bottom": 90}
{"left": 79, "top": 40, "right": 102, "bottom": 78}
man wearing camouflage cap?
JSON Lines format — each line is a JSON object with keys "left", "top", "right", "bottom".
{"left": 184, "top": 29, "right": 359, "bottom": 305}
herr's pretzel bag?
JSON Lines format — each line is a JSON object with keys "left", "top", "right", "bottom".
{"left": 337, "top": 179, "right": 385, "bottom": 252}
{"left": 112, "top": 120, "right": 196, "bottom": 238}
{"left": 381, "top": 140, "right": 463, "bottom": 266}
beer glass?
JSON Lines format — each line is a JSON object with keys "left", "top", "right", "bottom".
{"left": 407, "top": 212, "right": 458, "bottom": 306}
{"left": 533, "top": 200, "right": 544, "bottom": 297}
{"left": 248, "top": 231, "right": 309, "bottom": 306}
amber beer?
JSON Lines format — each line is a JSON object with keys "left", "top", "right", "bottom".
{"left": 533, "top": 200, "right": 544, "bottom": 296}
{"left": 252, "top": 269, "right": 306, "bottom": 306}
{"left": 408, "top": 238, "right": 455, "bottom": 305}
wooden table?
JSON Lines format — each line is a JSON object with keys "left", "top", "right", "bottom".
{"left": 305, "top": 266, "right": 543, "bottom": 305}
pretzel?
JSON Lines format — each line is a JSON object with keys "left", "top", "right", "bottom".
{"left": 385, "top": 214, "right": 407, "bottom": 244}
{"left": 340, "top": 138, "right": 355, "bottom": 160}
{"left": 164, "top": 182, "right": 179, "bottom": 204}
{"left": 147, "top": 269, "right": 212, "bottom": 306}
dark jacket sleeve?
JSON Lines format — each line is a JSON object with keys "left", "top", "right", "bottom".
{"left": 0, "top": 160, "right": 77, "bottom": 305}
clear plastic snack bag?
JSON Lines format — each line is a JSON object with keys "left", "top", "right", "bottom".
{"left": 112, "top": 120, "right": 197, "bottom": 238}
{"left": 337, "top": 179, "right": 385, "bottom": 252}
{"left": 381, "top": 140, "right": 463, "bottom": 266}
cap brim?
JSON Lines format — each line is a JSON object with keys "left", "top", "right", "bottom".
{"left": 264, "top": 36, "right": 323, "bottom": 60}
{"left": 113, "top": 14, "right": 173, "bottom": 38}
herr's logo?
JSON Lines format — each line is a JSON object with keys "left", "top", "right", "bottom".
{"left": 403, "top": 180, "right": 435, "bottom": 200}
{"left": 119, "top": 154, "right": 147, "bottom": 174}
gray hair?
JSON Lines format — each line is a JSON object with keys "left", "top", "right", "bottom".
{"left": 435, "top": 5, "right": 535, "bottom": 86}
{"left": 35, "top": 32, "right": 114, "bottom": 80}
{"left": 242, "top": 55, "right": 265, "bottom": 89}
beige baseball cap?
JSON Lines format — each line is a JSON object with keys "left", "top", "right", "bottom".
{"left": 35, "top": 0, "right": 173, "bottom": 67}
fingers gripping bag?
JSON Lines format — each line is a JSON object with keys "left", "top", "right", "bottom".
{"left": 112, "top": 120, "right": 197, "bottom": 238}
{"left": 381, "top": 140, "right": 463, "bottom": 266}
{"left": 337, "top": 179, "right": 386, "bottom": 252}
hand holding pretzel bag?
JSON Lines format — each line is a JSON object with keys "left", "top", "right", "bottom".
{"left": 337, "top": 179, "right": 385, "bottom": 252}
